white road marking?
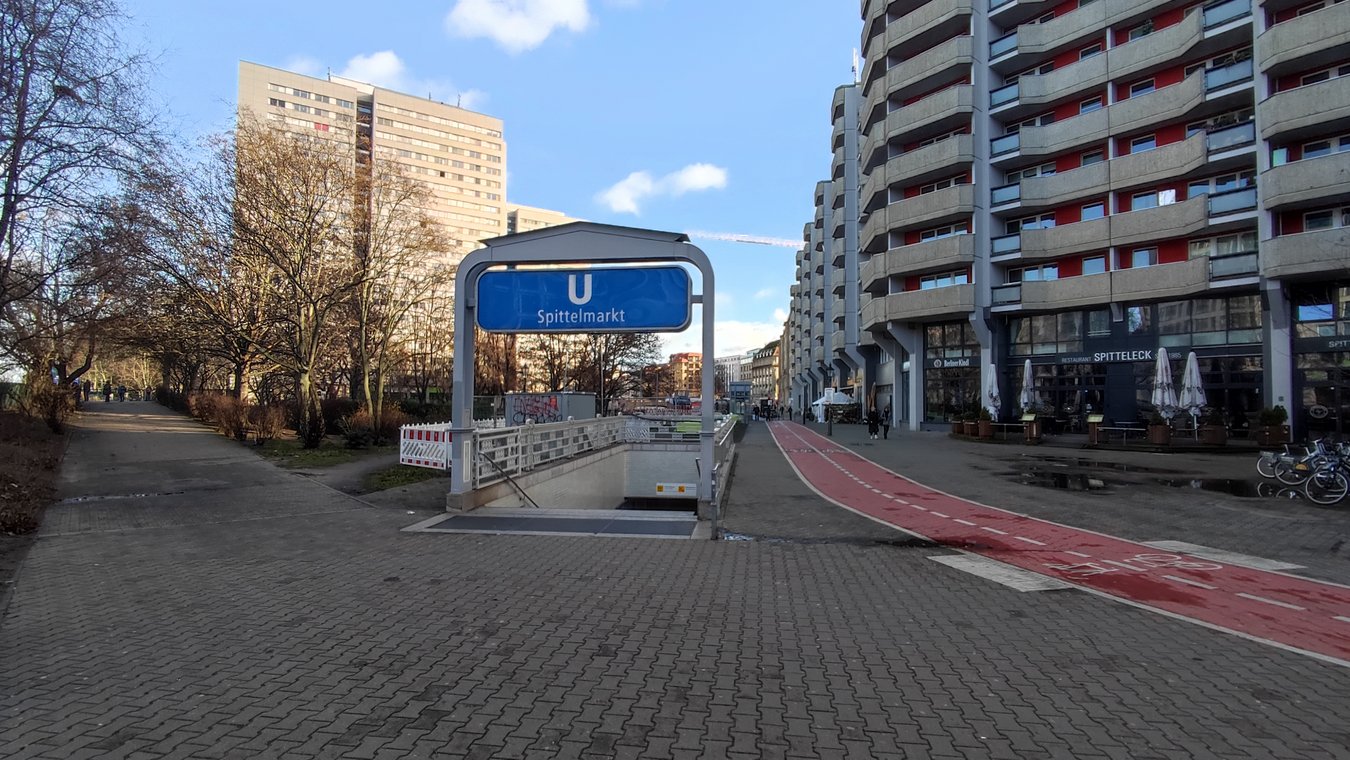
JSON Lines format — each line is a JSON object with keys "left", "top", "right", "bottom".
{"left": 910, "top": 505, "right": 927, "bottom": 511}
{"left": 1064, "top": 551, "right": 1091, "bottom": 558}
{"left": 953, "top": 519, "right": 976, "bottom": 526}
{"left": 928, "top": 555, "right": 1072, "bottom": 592}
{"left": 931, "top": 511, "right": 949, "bottom": 518}
{"left": 1143, "top": 541, "right": 1305, "bottom": 571}
{"left": 1335, "top": 616, "right": 1350, "bottom": 624}
{"left": 981, "top": 527, "right": 1008, "bottom": 536}
{"left": 1164, "top": 574, "right": 1218, "bottom": 590}
{"left": 1236, "top": 592, "right": 1306, "bottom": 611}
{"left": 1013, "top": 536, "right": 1046, "bottom": 546}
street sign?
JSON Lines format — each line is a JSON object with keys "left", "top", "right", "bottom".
{"left": 476, "top": 266, "right": 692, "bottom": 333}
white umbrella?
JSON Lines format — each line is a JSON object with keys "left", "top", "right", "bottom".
{"left": 984, "top": 362, "right": 1002, "bottom": 418}
{"left": 1018, "top": 359, "right": 1035, "bottom": 414}
{"left": 1178, "top": 351, "right": 1207, "bottom": 437}
{"left": 1151, "top": 347, "right": 1179, "bottom": 421}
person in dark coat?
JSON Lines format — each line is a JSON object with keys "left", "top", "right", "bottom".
{"left": 866, "top": 406, "right": 881, "bottom": 440}
{"left": 882, "top": 403, "right": 892, "bottom": 439}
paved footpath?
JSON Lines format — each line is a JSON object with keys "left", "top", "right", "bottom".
{"left": 770, "top": 422, "right": 1350, "bottom": 666}
{"left": 3, "top": 405, "right": 1350, "bottom": 759}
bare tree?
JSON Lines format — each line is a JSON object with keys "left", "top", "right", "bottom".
{"left": 230, "top": 114, "right": 365, "bottom": 446}
{"left": 350, "top": 159, "right": 452, "bottom": 428}
{"left": 0, "top": 0, "right": 154, "bottom": 324}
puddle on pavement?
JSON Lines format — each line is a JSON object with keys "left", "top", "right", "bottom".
{"left": 1011, "top": 454, "right": 1180, "bottom": 474}
{"left": 1153, "top": 479, "right": 1262, "bottom": 498}
{"left": 1012, "top": 470, "right": 1111, "bottom": 492}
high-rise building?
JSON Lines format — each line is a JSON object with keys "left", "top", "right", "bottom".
{"left": 507, "top": 204, "right": 579, "bottom": 235}
{"left": 237, "top": 61, "right": 507, "bottom": 263}
{"left": 788, "top": 0, "right": 1350, "bottom": 439}
{"left": 669, "top": 353, "right": 703, "bottom": 396}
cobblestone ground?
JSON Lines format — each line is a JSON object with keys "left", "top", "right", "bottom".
{"left": 2, "top": 406, "right": 1349, "bottom": 759}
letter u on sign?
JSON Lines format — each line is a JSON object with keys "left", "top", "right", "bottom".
{"left": 568, "top": 274, "right": 592, "bottom": 305}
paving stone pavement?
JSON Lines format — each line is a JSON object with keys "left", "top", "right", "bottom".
{"left": 2, "top": 405, "right": 1350, "bottom": 759}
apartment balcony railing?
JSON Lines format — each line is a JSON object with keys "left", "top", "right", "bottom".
{"left": 1258, "top": 0, "right": 1350, "bottom": 76}
{"left": 1207, "top": 186, "right": 1258, "bottom": 216}
{"left": 993, "top": 255, "right": 1242, "bottom": 308}
{"left": 1263, "top": 227, "right": 1350, "bottom": 279}
{"left": 1209, "top": 251, "right": 1259, "bottom": 279}
{"left": 1262, "top": 150, "right": 1350, "bottom": 210}
{"left": 1204, "top": 58, "right": 1253, "bottom": 92}
{"left": 1260, "top": 77, "right": 1350, "bottom": 141}
{"left": 988, "top": 0, "right": 1248, "bottom": 63}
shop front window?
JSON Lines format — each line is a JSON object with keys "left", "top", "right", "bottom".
{"left": 1009, "top": 313, "right": 1083, "bottom": 355}
{"left": 923, "top": 323, "right": 981, "bottom": 422}
{"left": 1293, "top": 286, "right": 1350, "bottom": 338}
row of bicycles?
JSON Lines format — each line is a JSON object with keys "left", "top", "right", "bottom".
{"left": 1256, "top": 438, "right": 1350, "bottom": 505}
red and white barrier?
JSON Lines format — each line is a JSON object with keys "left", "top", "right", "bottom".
{"left": 399, "top": 423, "right": 452, "bottom": 470}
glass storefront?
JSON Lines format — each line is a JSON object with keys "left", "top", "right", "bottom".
{"left": 924, "top": 322, "right": 980, "bottom": 422}
{"left": 1003, "top": 293, "right": 1263, "bottom": 427}
{"left": 1292, "top": 284, "right": 1350, "bottom": 438}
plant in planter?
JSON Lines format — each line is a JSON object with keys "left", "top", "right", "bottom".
{"left": 977, "top": 406, "right": 994, "bottom": 438}
{"left": 1256, "top": 405, "right": 1290, "bottom": 445}
{"left": 1147, "top": 411, "right": 1172, "bottom": 446}
{"left": 1199, "top": 407, "right": 1228, "bottom": 446}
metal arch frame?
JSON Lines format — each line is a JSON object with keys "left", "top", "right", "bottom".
{"left": 449, "top": 222, "right": 718, "bottom": 530}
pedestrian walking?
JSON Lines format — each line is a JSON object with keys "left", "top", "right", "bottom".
{"left": 103, "top": 381, "right": 113, "bottom": 403}
{"left": 117, "top": 384, "right": 126, "bottom": 402}
{"left": 882, "top": 403, "right": 892, "bottom": 439}
{"left": 866, "top": 406, "right": 880, "bottom": 440}
{"left": 81, "top": 380, "right": 91, "bottom": 402}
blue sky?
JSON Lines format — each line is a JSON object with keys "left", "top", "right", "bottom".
{"left": 129, "top": 0, "right": 860, "bottom": 357}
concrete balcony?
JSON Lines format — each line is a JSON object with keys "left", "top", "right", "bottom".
{"left": 1261, "top": 151, "right": 1350, "bottom": 211}
{"left": 863, "top": 186, "right": 974, "bottom": 253}
{"left": 831, "top": 331, "right": 846, "bottom": 352}
{"left": 831, "top": 143, "right": 846, "bottom": 181}
{"left": 1110, "top": 257, "right": 1211, "bottom": 301}
{"left": 999, "top": 108, "right": 1109, "bottom": 161}
{"left": 991, "top": 55, "right": 1108, "bottom": 117}
{"left": 861, "top": 235, "right": 977, "bottom": 293}
{"left": 1108, "top": 71, "right": 1206, "bottom": 139}
{"left": 1108, "top": 8, "right": 1204, "bottom": 81}
{"left": 998, "top": 0, "right": 1172, "bottom": 64}
{"left": 1019, "top": 161, "right": 1109, "bottom": 209}
{"left": 1263, "top": 227, "right": 1350, "bottom": 280}
{"left": 861, "top": 134, "right": 975, "bottom": 210}
{"left": 1257, "top": 0, "right": 1350, "bottom": 78}
{"left": 1260, "top": 77, "right": 1350, "bottom": 143}
{"left": 862, "top": 285, "right": 976, "bottom": 329}
{"left": 865, "top": 36, "right": 973, "bottom": 127}
{"left": 1020, "top": 218, "right": 1110, "bottom": 262}
{"left": 870, "top": 0, "right": 975, "bottom": 62}
{"left": 1110, "top": 195, "right": 1209, "bottom": 248}
{"left": 865, "top": 86, "right": 974, "bottom": 167}
{"left": 1020, "top": 273, "right": 1113, "bottom": 310}
{"left": 1109, "top": 132, "right": 1208, "bottom": 192}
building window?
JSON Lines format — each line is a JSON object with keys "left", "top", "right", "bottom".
{"left": 268, "top": 98, "right": 286, "bottom": 108}
{"left": 1129, "top": 78, "right": 1156, "bottom": 97}
{"left": 1080, "top": 96, "right": 1104, "bottom": 114}
{"left": 291, "top": 88, "right": 311, "bottom": 99}
{"left": 1189, "top": 171, "right": 1255, "bottom": 198}
{"left": 1128, "top": 21, "right": 1154, "bottom": 41}
{"left": 1190, "top": 231, "right": 1257, "bottom": 258}
{"left": 918, "top": 221, "right": 971, "bottom": 241}
{"left": 1005, "top": 163, "right": 1056, "bottom": 183}
{"left": 1009, "top": 313, "right": 1083, "bottom": 356}
{"left": 1006, "top": 213, "right": 1056, "bottom": 234}
{"left": 919, "top": 175, "right": 968, "bottom": 194}
{"left": 1080, "top": 42, "right": 1103, "bottom": 60}
{"left": 1081, "top": 202, "right": 1106, "bottom": 220}
{"left": 1083, "top": 256, "right": 1107, "bottom": 275}
{"left": 1081, "top": 149, "right": 1105, "bottom": 166}
{"left": 919, "top": 270, "right": 971, "bottom": 290}
{"left": 1131, "top": 247, "right": 1158, "bottom": 267}
{"left": 1088, "top": 309, "right": 1110, "bottom": 336}
{"left": 1130, "top": 134, "right": 1157, "bottom": 153}
{"left": 1131, "top": 191, "right": 1160, "bottom": 210}
{"left": 1304, "top": 210, "right": 1336, "bottom": 230}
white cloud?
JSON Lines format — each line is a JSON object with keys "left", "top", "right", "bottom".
{"left": 660, "top": 318, "right": 783, "bottom": 358}
{"left": 283, "top": 55, "right": 324, "bottom": 78}
{"left": 334, "top": 50, "right": 482, "bottom": 109}
{"left": 714, "top": 291, "right": 734, "bottom": 308}
{"left": 773, "top": 308, "right": 788, "bottom": 322}
{"left": 596, "top": 163, "right": 729, "bottom": 214}
{"left": 754, "top": 287, "right": 776, "bottom": 300}
{"left": 446, "top": 0, "right": 591, "bottom": 54}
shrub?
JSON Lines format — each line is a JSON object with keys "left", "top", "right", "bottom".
{"left": 320, "top": 397, "right": 360, "bottom": 433}
{"left": 249, "top": 404, "right": 286, "bottom": 445}
{"left": 0, "top": 411, "right": 63, "bottom": 534}
{"left": 298, "top": 395, "right": 327, "bottom": 449}
{"left": 216, "top": 396, "right": 250, "bottom": 440}
{"left": 1257, "top": 405, "right": 1289, "bottom": 426}
{"left": 18, "top": 381, "right": 76, "bottom": 433}
{"left": 340, "top": 405, "right": 411, "bottom": 448}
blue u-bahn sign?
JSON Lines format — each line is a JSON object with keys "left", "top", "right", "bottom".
{"left": 476, "top": 266, "right": 692, "bottom": 333}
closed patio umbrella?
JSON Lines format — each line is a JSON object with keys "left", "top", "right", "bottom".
{"left": 1178, "top": 351, "right": 1207, "bottom": 437}
{"left": 985, "top": 362, "right": 1002, "bottom": 418}
{"left": 1019, "top": 358, "right": 1035, "bottom": 414}
{"left": 1151, "top": 347, "right": 1179, "bottom": 421}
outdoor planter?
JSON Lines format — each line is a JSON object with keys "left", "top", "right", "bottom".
{"left": 978, "top": 419, "right": 993, "bottom": 439}
{"left": 1199, "top": 425, "right": 1228, "bottom": 446}
{"left": 1257, "top": 425, "right": 1290, "bottom": 445}
{"left": 1148, "top": 424, "right": 1171, "bottom": 446}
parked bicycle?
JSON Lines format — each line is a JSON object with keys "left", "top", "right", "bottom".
{"left": 1258, "top": 438, "right": 1349, "bottom": 505}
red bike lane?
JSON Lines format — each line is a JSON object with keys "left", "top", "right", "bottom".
{"left": 769, "top": 421, "right": 1350, "bottom": 667}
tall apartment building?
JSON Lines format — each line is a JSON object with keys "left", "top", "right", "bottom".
{"left": 507, "top": 204, "right": 578, "bottom": 235}
{"left": 789, "top": 0, "right": 1350, "bottom": 438}
{"left": 237, "top": 62, "right": 507, "bottom": 264}
{"left": 750, "top": 342, "right": 782, "bottom": 403}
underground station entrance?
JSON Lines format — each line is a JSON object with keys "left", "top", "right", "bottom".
{"left": 404, "top": 222, "right": 722, "bottom": 540}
